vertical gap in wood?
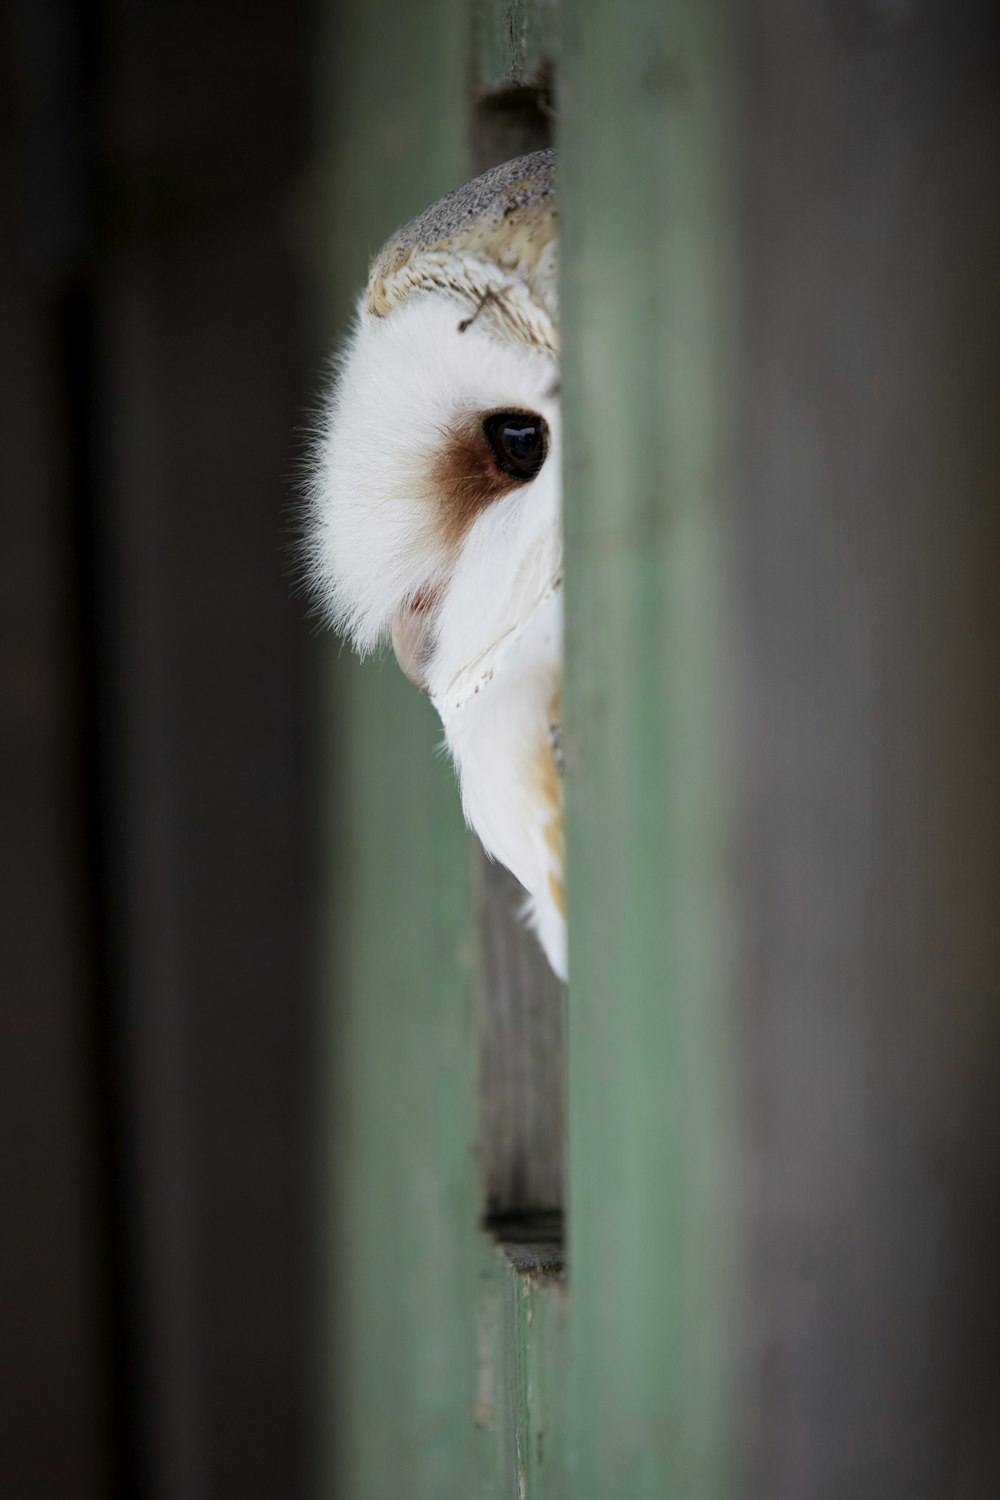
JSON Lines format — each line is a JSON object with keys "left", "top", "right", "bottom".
{"left": 470, "top": 60, "right": 565, "bottom": 1238}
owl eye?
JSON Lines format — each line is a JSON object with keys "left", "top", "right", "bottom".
{"left": 482, "top": 411, "right": 549, "bottom": 482}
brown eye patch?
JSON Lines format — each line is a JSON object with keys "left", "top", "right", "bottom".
{"left": 432, "top": 410, "right": 548, "bottom": 550}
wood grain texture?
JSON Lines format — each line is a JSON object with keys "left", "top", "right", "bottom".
{"left": 475, "top": 1235, "right": 569, "bottom": 1500}
{"left": 474, "top": 0, "right": 558, "bottom": 88}
{"left": 477, "top": 859, "right": 565, "bottom": 1217}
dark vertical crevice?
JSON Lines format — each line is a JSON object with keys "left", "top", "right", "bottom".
{"left": 470, "top": 68, "right": 565, "bottom": 1242}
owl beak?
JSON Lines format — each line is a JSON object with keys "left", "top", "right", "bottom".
{"left": 391, "top": 588, "right": 441, "bottom": 693}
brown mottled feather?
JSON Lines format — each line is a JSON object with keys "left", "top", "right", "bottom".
{"left": 366, "top": 150, "right": 558, "bottom": 318}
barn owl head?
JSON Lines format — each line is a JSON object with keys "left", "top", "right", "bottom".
{"left": 309, "top": 149, "right": 565, "bottom": 978}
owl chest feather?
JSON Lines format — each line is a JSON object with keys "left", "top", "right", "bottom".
{"left": 437, "top": 588, "right": 566, "bottom": 978}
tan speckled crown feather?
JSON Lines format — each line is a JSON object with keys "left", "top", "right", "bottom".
{"left": 365, "top": 149, "right": 558, "bottom": 352}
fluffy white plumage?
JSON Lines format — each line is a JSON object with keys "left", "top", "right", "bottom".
{"left": 308, "top": 151, "right": 565, "bottom": 977}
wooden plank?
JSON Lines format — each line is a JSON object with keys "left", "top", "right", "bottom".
{"left": 474, "top": 0, "right": 558, "bottom": 87}
{"left": 475, "top": 1239, "right": 522, "bottom": 1500}
{"left": 475, "top": 1237, "right": 569, "bottom": 1500}
{"left": 516, "top": 1253, "right": 569, "bottom": 1500}
{"left": 476, "top": 858, "right": 565, "bottom": 1218}
{"left": 560, "top": 1, "right": 738, "bottom": 1494}
{"left": 563, "top": 1, "right": 1000, "bottom": 1495}
{"left": 314, "top": 4, "right": 481, "bottom": 1497}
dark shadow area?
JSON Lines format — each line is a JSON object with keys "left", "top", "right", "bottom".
{"left": 1, "top": 2, "right": 320, "bottom": 1495}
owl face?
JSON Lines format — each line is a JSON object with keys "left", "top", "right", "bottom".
{"left": 309, "top": 150, "right": 566, "bottom": 977}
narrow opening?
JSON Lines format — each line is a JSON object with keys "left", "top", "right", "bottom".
{"left": 472, "top": 70, "right": 555, "bottom": 169}
{"left": 471, "top": 72, "right": 564, "bottom": 1257}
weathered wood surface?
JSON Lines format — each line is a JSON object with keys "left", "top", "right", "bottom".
{"left": 477, "top": 857, "right": 565, "bottom": 1219}
{"left": 476, "top": 1235, "right": 569, "bottom": 1500}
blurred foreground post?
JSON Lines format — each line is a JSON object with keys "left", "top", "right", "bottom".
{"left": 563, "top": 2, "right": 1000, "bottom": 1496}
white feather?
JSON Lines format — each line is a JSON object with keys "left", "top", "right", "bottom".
{"left": 310, "top": 288, "right": 566, "bottom": 978}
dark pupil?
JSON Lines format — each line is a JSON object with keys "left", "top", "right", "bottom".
{"left": 483, "top": 411, "right": 548, "bottom": 481}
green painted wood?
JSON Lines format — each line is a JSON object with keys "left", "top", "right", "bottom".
{"left": 314, "top": 4, "right": 480, "bottom": 1497}
{"left": 518, "top": 1263, "right": 569, "bottom": 1499}
{"left": 475, "top": 1240, "right": 521, "bottom": 1499}
{"left": 475, "top": 1238, "right": 569, "bottom": 1500}
{"left": 474, "top": 0, "right": 557, "bottom": 87}
{"left": 560, "top": 2, "right": 738, "bottom": 1496}
{"left": 321, "top": 668, "right": 480, "bottom": 1500}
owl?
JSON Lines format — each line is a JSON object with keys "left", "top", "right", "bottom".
{"left": 309, "top": 149, "right": 565, "bottom": 979}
